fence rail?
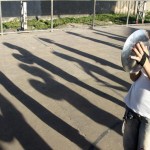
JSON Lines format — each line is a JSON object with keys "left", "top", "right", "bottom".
{"left": 0, "top": 0, "right": 147, "bottom": 1}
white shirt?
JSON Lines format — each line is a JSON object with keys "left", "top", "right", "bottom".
{"left": 124, "top": 69, "right": 150, "bottom": 119}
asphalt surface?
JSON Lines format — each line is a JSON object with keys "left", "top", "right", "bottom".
{"left": 1, "top": 24, "right": 150, "bottom": 150}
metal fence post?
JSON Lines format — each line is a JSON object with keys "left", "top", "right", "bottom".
{"left": 51, "top": 0, "right": 53, "bottom": 32}
{"left": 92, "top": 0, "right": 96, "bottom": 29}
{"left": 0, "top": 0, "right": 3, "bottom": 35}
{"left": 126, "top": 0, "right": 131, "bottom": 25}
{"left": 21, "top": 1, "right": 27, "bottom": 30}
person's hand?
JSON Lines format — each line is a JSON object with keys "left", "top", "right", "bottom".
{"left": 130, "top": 42, "right": 149, "bottom": 66}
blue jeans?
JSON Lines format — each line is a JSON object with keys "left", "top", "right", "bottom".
{"left": 122, "top": 107, "right": 150, "bottom": 150}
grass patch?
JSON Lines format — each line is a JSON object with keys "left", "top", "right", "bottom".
{"left": 2, "top": 13, "right": 150, "bottom": 31}
{"left": 3, "top": 18, "right": 20, "bottom": 29}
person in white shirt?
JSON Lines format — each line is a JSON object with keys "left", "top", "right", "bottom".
{"left": 123, "top": 41, "right": 150, "bottom": 150}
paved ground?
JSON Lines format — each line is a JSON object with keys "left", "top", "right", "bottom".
{"left": 0, "top": 24, "right": 150, "bottom": 150}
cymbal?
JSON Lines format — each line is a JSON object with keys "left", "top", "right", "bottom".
{"left": 121, "top": 29, "right": 150, "bottom": 72}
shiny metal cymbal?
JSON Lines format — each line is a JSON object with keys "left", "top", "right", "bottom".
{"left": 121, "top": 29, "right": 150, "bottom": 72}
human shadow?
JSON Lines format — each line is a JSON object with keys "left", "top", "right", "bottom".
{"left": 3, "top": 42, "right": 125, "bottom": 108}
{"left": 53, "top": 51, "right": 129, "bottom": 90}
{"left": 92, "top": 29, "right": 126, "bottom": 40}
{"left": 93, "top": 27, "right": 140, "bottom": 43}
{"left": 0, "top": 72, "right": 98, "bottom": 150}
{"left": 19, "top": 64, "right": 122, "bottom": 136}
{"left": 93, "top": 32, "right": 126, "bottom": 42}
{"left": 0, "top": 93, "right": 52, "bottom": 150}
{"left": 66, "top": 31, "right": 122, "bottom": 49}
{"left": 38, "top": 38, "right": 122, "bottom": 71}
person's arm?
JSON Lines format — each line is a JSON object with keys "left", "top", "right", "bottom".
{"left": 130, "top": 71, "right": 141, "bottom": 82}
{"left": 143, "top": 57, "right": 150, "bottom": 79}
{"left": 130, "top": 42, "right": 150, "bottom": 79}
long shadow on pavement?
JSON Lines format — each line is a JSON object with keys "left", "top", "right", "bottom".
{"left": 2, "top": 41, "right": 126, "bottom": 148}
{"left": 19, "top": 64, "right": 122, "bottom": 136}
{"left": 3, "top": 42, "right": 125, "bottom": 108}
{"left": 38, "top": 38, "right": 130, "bottom": 91}
{"left": 92, "top": 29, "right": 126, "bottom": 40}
{"left": 38, "top": 38, "right": 122, "bottom": 71}
{"left": 66, "top": 32, "right": 122, "bottom": 50}
{"left": 0, "top": 92, "right": 52, "bottom": 150}
{"left": 53, "top": 51, "right": 128, "bottom": 91}
{"left": 93, "top": 32, "right": 126, "bottom": 42}
{"left": 0, "top": 72, "right": 98, "bottom": 150}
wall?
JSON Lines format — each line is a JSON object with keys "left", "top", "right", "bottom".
{"left": 115, "top": 1, "right": 150, "bottom": 14}
{"left": 1, "top": 1, "right": 116, "bottom": 19}
{"left": 1, "top": 1, "right": 150, "bottom": 20}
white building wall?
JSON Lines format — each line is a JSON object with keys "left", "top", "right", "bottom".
{"left": 114, "top": 1, "right": 150, "bottom": 15}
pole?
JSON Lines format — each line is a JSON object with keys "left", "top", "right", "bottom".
{"left": 0, "top": 1, "right": 3, "bottom": 35}
{"left": 92, "top": 0, "right": 96, "bottom": 29}
{"left": 142, "top": 1, "right": 146, "bottom": 24}
{"left": 20, "top": 1, "right": 27, "bottom": 30}
{"left": 126, "top": 0, "right": 131, "bottom": 25}
{"left": 51, "top": 0, "right": 53, "bottom": 32}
